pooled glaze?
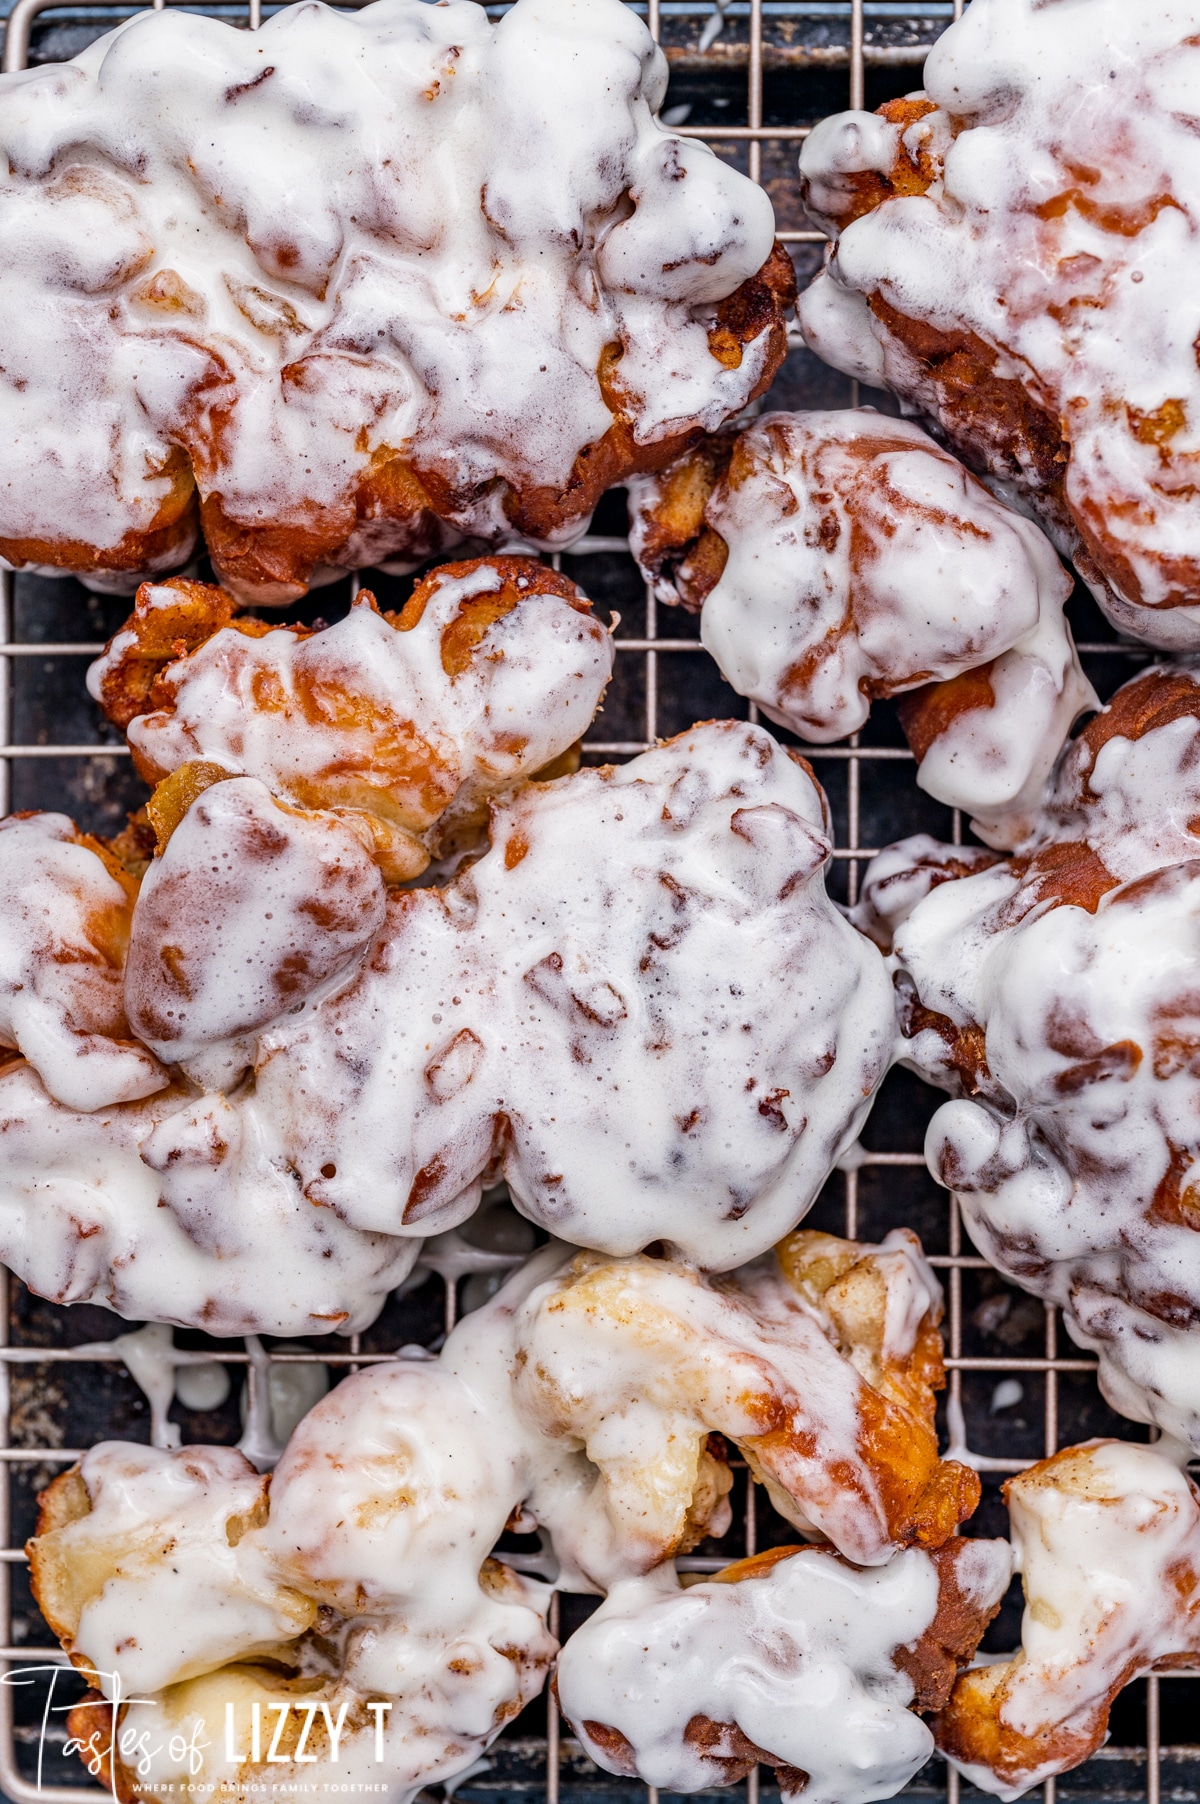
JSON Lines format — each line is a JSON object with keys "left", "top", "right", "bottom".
{"left": 796, "top": 1, "right": 1200, "bottom": 648}
{"left": 30, "top": 1372, "right": 556, "bottom": 1804}
{"left": 0, "top": 722, "right": 897, "bottom": 1328}
{"left": 89, "top": 558, "right": 615, "bottom": 883}
{"left": 629, "top": 411, "right": 1095, "bottom": 847}
{"left": 0, "top": 814, "right": 165, "bottom": 1111}
{"left": 559, "top": 1536, "right": 1012, "bottom": 1802}
{"left": 935, "top": 1440, "right": 1200, "bottom": 1799}
{"left": 869, "top": 663, "right": 1200, "bottom": 1449}
{"left": 444, "top": 1231, "right": 977, "bottom": 1588}
{"left": 0, "top": 0, "right": 788, "bottom": 601}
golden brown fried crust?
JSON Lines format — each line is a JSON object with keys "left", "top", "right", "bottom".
{"left": 578, "top": 1538, "right": 1001, "bottom": 1795}
{"left": 0, "top": 449, "right": 198, "bottom": 581}
{"left": 934, "top": 1451, "right": 1200, "bottom": 1789}
{"left": 719, "top": 1536, "right": 1002, "bottom": 1719}
{"left": 580, "top": 1719, "right": 641, "bottom": 1777}
{"left": 897, "top": 663, "right": 997, "bottom": 764}
{"left": 894, "top": 838, "right": 1124, "bottom": 1092}
{"left": 1150, "top": 1139, "right": 1200, "bottom": 1237}
{"left": 683, "top": 1713, "right": 808, "bottom": 1793}
{"left": 771, "top": 1230, "right": 979, "bottom": 1550}
{"left": 630, "top": 247, "right": 796, "bottom": 612}
{"left": 898, "top": 984, "right": 992, "bottom": 1094}
{"left": 27, "top": 1467, "right": 93, "bottom": 1669}
{"left": 142, "top": 760, "right": 239, "bottom": 853}
{"left": 633, "top": 434, "right": 736, "bottom": 610}
{"left": 933, "top": 1661, "right": 1106, "bottom": 1791}
{"left": 867, "top": 294, "right": 1071, "bottom": 505}
{"left": 1000, "top": 840, "right": 1121, "bottom": 923}
{"left": 853, "top": 1386, "right": 981, "bottom": 1550}
{"left": 739, "top": 1362, "right": 979, "bottom": 1553}
{"left": 707, "top": 241, "right": 798, "bottom": 378}
{"left": 32, "top": 1465, "right": 91, "bottom": 1542}
{"left": 102, "top": 810, "right": 159, "bottom": 879}
{"left": 93, "top": 577, "right": 241, "bottom": 732}
{"left": 894, "top": 1538, "right": 1008, "bottom": 1714}
{"left": 838, "top": 181, "right": 1199, "bottom": 617}
{"left": 93, "top": 554, "right": 608, "bottom": 887}
{"left": 397, "top": 554, "right": 592, "bottom": 672}
{"left": 65, "top": 1694, "right": 143, "bottom": 1804}
{"left": 678, "top": 1438, "right": 736, "bottom": 1553}
{"left": 174, "top": 248, "right": 795, "bottom": 599}
{"left": 1071, "top": 667, "right": 1200, "bottom": 786}
{"left": 579, "top": 1705, "right": 808, "bottom": 1794}
{"left": 777, "top": 1229, "right": 948, "bottom": 1421}
{"left": 199, "top": 491, "right": 356, "bottom": 608}
{"left": 97, "top": 555, "right": 596, "bottom": 754}
{"left": 813, "top": 96, "right": 942, "bottom": 233}
{"left": 712, "top": 1543, "right": 805, "bottom": 1585}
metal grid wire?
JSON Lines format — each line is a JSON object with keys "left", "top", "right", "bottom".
{"left": 0, "top": 1, "right": 1195, "bottom": 1799}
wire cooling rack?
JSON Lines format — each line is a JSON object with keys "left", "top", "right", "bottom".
{"left": 0, "top": 2, "right": 1195, "bottom": 1800}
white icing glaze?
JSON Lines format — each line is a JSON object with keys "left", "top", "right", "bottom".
{"left": 629, "top": 411, "right": 1095, "bottom": 846}
{"left": 559, "top": 1538, "right": 1013, "bottom": 1803}
{"left": 240, "top": 722, "right": 896, "bottom": 1266}
{"left": 33, "top": 1376, "right": 555, "bottom": 1804}
{"left": 244, "top": 1341, "right": 330, "bottom": 1453}
{"left": 70, "top": 1322, "right": 236, "bottom": 1451}
{"left": 92, "top": 563, "right": 615, "bottom": 844}
{"left": 936, "top": 1440, "right": 1200, "bottom": 1799}
{"left": 0, "top": 0, "right": 777, "bottom": 599}
{"left": 443, "top": 1231, "right": 973, "bottom": 1587}
{"left": 0, "top": 813, "right": 165, "bottom": 1110}
{"left": 0, "top": 1062, "right": 421, "bottom": 1336}
{"left": 259, "top": 1362, "right": 524, "bottom": 1636}
{"left": 125, "top": 778, "right": 386, "bottom": 1087}
{"left": 56, "top": 1443, "right": 313, "bottom": 1695}
{"left": 0, "top": 724, "right": 893, "bottom": 1325}
{"left": 874, "top": 665, "right": 1200, "bottom": 1448}
{"left": 69, "top": 1325, "right": 326, "bottom": 1460}
{"left": 905, "top": 843, "right": 1200, "bottom": 1444}
{"left": 796, "top": 2, "right": 1200, "bottom": 647}
{"left": 31, "top": 1224, "right": 966, "bottom": 1802}
{"left": 850, "top": 834, "right": 1000, "bottom": 954}
{"left": 1029, "top": 666, "right": 1200, "bottom": 881}
{"left": 874, "top": 1230, "right": 943, "bottom": 1368}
